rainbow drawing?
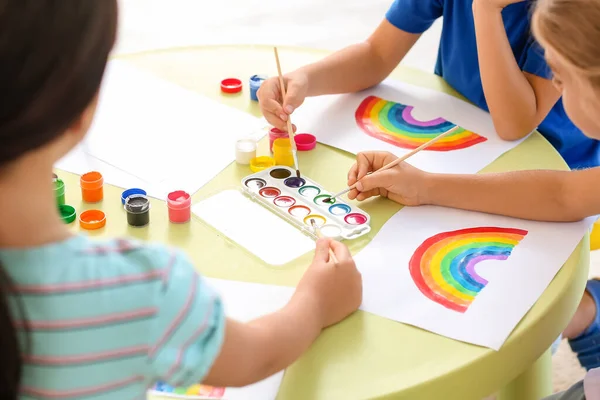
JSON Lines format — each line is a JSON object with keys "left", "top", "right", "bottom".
{"left": 409, "top": 227, "right": 528, "bottom": 313}
{"left": 355, "top": 96, "right": 487, "bottom": 151}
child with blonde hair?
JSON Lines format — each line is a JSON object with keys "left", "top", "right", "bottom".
{"left": 346, "top": 0, "right": 600, "bottom": 397}
{"left": 0, "top": 2, "right": 362, "bottom": 399}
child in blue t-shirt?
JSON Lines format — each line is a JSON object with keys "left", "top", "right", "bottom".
{"left": 258, "top": 0, "right": 600, "bottom": 169}
{"left": 340, "top": 0, "right": 600, "bottom": 389}
{"left": 0, "top": 2, "right": 362, "bottom": 399}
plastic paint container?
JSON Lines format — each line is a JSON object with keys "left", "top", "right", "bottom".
{"left": 294, "top": 134, "right": 317, "bottom": 151}
{"left": 121, "top": 188, "right": 147, "bottom": 205}
{"left": 269, "top": 125, "right": 295, "bottom": 152}
{"left": 235, "top": 139, "right": 257, "bottom": 165}
{"left": 249, "top": 75, "right": 267, "bottom": 101}
{"left": 125, "top": 195, "right": 151, "bottom": 227}
{"left": 54, "top": 178, "right": 66, "bottom": 206}
{"left": 250, "top": 156, "right": 275, "bottom": 172}
{"left": 220, "top": 78, "right": 242, "bottom": 94}
{"left": 167, "top": 190, "right": 191, "bottom": 223}
{"left": 80, "top": 171, "right": 104, "bottom": 203}
{"left": 273, "top": 138, "right": 294, "bottom": 167}
{"left": 79, "top": 209, "right": 106, "bottom": 230}
{"left": 58, "top": 204, "right": 76, "bottom": 224}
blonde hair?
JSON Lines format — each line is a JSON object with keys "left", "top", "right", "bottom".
{"left": 532, "top": 0, "right": 600, "bottom": 85}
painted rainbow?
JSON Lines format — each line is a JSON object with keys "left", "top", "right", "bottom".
{"left": 409, "top": 227, "right": 528, "bottom": 313}
{"left": 355, "top": 96, "right": 487, "bottom": 151}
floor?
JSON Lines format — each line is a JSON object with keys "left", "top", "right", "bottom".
{"left": 116, "top": 0, "right": 599, "bottom": 395}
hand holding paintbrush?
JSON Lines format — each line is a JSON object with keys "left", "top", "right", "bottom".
{"left": 310, "top": 219, "right": 338, "bottom": 264}
{"left": 325, "top": 125, "right": 462, "bottom": 202}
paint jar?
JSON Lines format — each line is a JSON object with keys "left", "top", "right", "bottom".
{"left": 125, "top": 194, "right": 151, "bottom": 227}
{"left": 273, "top": 138, "right": 294, "bottom": 167}
{"left": 54, "top": 178, "right": 66, "bottom": 206}
{"left": 269, "top": 125, "right": 295, "bottom": 153}
{"left": 167, "top": 190, "right": 191, "bottom": 224}
{"left": 249, "top": 75, "right": 267, "bottom": 102}
{"left": 235, "top": 139, "right": 257, "bottom": 165}
{"left": 80, "top": 171, "right": 104, "bottom": 203}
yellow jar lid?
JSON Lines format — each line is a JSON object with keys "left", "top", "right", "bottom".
{"left": 250, "top": 156, "right": 275, "bottom": 172}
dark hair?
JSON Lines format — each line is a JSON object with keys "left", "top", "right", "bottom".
{"left": 0, "top": 1, "right": 117, "bottom": 397}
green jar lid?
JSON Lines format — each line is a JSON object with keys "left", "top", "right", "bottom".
{"left": 58, "top": 204, "right": 76, "bottom": 224}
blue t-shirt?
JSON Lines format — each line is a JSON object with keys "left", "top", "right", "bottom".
{"left": 0, "top": 235, "right": 225, "bottom": 399}
{"left": 386, "top": 0, "right": 600, "bottom": 169}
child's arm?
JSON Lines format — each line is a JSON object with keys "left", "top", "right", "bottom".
{"left": 202, "top": 240, "right": 362, "bottom": 387}
{"left": 298, "top": 20, "right": 420, "bottom": 97}
{"left": 473, "top": 0, "right": 561, "bottom": 140}
{"left": 259, "top": 20, "right": 420, "bottom": 131}
{"left": 347, "top": 151, "right": 600, "bottom": 222}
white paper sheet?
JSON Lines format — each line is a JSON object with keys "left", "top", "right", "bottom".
{"left": 149, "top": 278, "right": 295, "bottom": 400}
{"left": 354, "top": 205, "right": 593, "bottom": 350}
{"left": 291, "top": 79, "right": 525, "bottom": 174}
{"left": 56, "top": 60, "right": 264, "bottom": 199}
{"left": 192, "top": 190, "right": 315, "bottom": 265}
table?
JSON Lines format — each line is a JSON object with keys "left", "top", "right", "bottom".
{"left": 57, "top": 45, "right": 589, "bottom": 400}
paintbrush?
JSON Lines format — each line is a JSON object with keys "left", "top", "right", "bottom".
{"left": 273, "top": 47, "right": 301, "bottom": 178}
{"left": 326, "top": 125, "right": 462, "bottom": 202}
{"left": 310, "top": 218, "right": 339, "bottom": 264}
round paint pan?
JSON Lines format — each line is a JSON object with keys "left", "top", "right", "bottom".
{"left": 298, "top": 185, "right": 320, "bottom": 198}
{"left": 314, "top": 194, "right": 335, "bottom": 206}
{"left": 345, "top": 213, "right": 368, "bottom": 226}
{"left": 319, "top": 224, "right": 342, "bottom": 239}
{"left": 244, "top": 178, "right": 267, "bottom": 192}
{"left": 284, "top": 177, "right": 306, "bottom": 188}
{"left": 288, "top": 205, "right": 311, "bottom": 218}
{"left": 269, "top": 168, "right": 292, "bottom": 179}
{"left": 259, "top": 187, "right": 281, "bottom": 198}
{"left": 304, "top": 215, "right": 326, "bottom": 227}
{"left": 329, "top": 204, "right": 351, "bottom": 215}
{"left": 273, "top": 196, "right": 296, "bottom": 208}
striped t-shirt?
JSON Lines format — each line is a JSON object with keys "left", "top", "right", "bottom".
{"left": 0, "top": 235, "right": 225, "bottom": 399}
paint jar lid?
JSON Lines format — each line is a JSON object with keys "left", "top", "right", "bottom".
{"left": 249, "top": 74, "right": 267, "bottom": 89}
{"left": 58, "top": 204, "right": 76, "bottom": 224}
{"left": 220, "top": 78, "right": 242, "bottom": 94}
{"left": 125, "top": 194, "right": 150, "bottom": 214}
{"left": 250, "top": 156, "right": 275, "bottom": 172}
{"left": 167, "top": 190, "right": 191, "bottom": 210}
{"left": 294, "top": 133, "right": 316, "bottom": 151}
{"left": 79, "top": 209, "right": 106, "bottom": 230}
{"left": 121, "top": 188, "right": 147, "bottom": 205}
{"left": 80, "top": 171, "right": 103, "bottom": 189}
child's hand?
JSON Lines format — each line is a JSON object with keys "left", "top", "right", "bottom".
{"left": 257, "top": 72, "right": 309, "bottom": 132}
{"left": 295, "top": 238, "right": 362, "bottom": 328}
{"left": 347, "top": 151, "right": 428, "bottom": 206}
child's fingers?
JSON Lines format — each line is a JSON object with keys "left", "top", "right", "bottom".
{"left": 356, "top": 189, "right": 380, "bottom": 201}
{"left": 313, "top": 238, "right": 332, "bottom": 263}
{"left": 347, "top": 163, "right": 359, "bottom": 186}
{"left": 329, "top": 240, "right": 352, "bottom": 261}
{"left": 262, "top": 110, "right": 288, "bottom": 131}
{"left": 355, "top": 153, "right": 373, "bottom": 181}
{"left": 261, "top": 98, "right": 287, "bottom": 121}
{"left": 347, "top": 188, "right": 360, "bottom": 200}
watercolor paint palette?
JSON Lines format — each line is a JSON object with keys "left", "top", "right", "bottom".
{"left": 241, "top": 166, "right": 371, "bottom": 240}
{"left": 149, "top": 382, "right": 225, "bottom": 399}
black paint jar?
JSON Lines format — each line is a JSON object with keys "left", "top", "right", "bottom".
{"left": 124, "top": 194, "right": 150, "bottom": 227}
